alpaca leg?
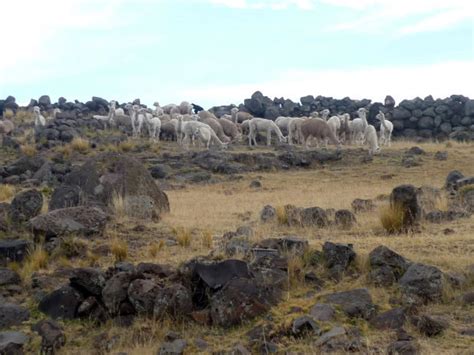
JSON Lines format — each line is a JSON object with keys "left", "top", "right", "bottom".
{"left": 267, "top": 130, "right": 271, "bottom": 146}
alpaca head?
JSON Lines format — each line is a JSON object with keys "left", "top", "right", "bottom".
{"left": 357, "top": 108, "right": 367, "bottom": 117}
{"left": 231, "top": 108, "right": 238, "bottom": 115}
{"left": 321, "top": 109, "right": 330, "bottom": 119}
{"left": 33, "top": 106, "right": 40, "bottom": 114}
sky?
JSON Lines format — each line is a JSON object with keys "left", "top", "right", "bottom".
{"left": 0, "top": 0, "right": 473, "bottom": 108}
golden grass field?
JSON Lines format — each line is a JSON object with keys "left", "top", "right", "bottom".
{"left": 2, "top": 138, "right": 474, "bottom": 354}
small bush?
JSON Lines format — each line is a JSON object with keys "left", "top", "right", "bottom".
{"left": 20, "top": 144, "right": 37, "bottom": 157}
{"left": 287, "top": 255, "right": 304, "bottom": 286}
{"left": 0, "top": 184, "right": 15, "bottom": 202}
{"left": 111, "top": 239, "right": 128, "bottom": 262}
{"left": 59, "top": 237, "right": 87, "bottom": 258}
{"left": 173, "top": 227, "right": 192, "bottom": 248}
{"left": 70, "top": 137, "right": 90, "bottom": 153}
{"left": 148, "top": 240, "right": 165, "bottom": 257}
{"left": 380, "top": 204, "right": 406, "bottom": 233}
{"left": 3, "top": 109, "right": 14, "bottom": 119}
{"left": 118, "top": 140, "right": 135, "bottom": 152}
{"left": 276, "top": 206, "right": 288, "bottom": 225}
{"left": 19, "top": 245, "right": 49, "bottom": 280}
{"left": 201, "top": 230, "right": 213, "bottom": 249}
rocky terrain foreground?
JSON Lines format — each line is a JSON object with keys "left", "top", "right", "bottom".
{"left": 0, "top": 96, "right": 474, "bottom": 354}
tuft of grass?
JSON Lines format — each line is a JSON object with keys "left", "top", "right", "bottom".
{"left": 287, "top": 254, "right": 305, "bottom": 287}
{"left": 55, "top": 144, "right": 72, "bottom": 159}
{"left": 459, "top": 184, "right": 474, "bottom": 197}
{"left": 0, "top": 184, "right": 15, "bottom": 202}
{"left": 15, "top": 110, "right": 34, "bottom": 124}
{"left": 201, "top": 230, "right": 213, "bottom": 249}
{"left": 380, "top": 203, "right": 406, "bottom": 234}
{"left": 118, "top": 140, "right": 136, "bottom": 152}
{"left": 173, "top": 227, "right": 192, "bottom": 248}
{"left": 276, "top": 206, "right": 288, "bottom": 225}
{"left": 3, "top": 109, "right": 14, "bottom": 119}
{"left": 148, "top": 240, "right": 165, "bottom": 258}
{"left": 69, "top": 137, "right": 90, "bottom": 153}
{"left": 20, "top": 143, "right": 37, "bottom": 157}
{"left": 111, "top": 192, "right": 127, "bottom": 221}
{"left": 19, "top": 245, "right": 49, "bottom": 280}
{"left": 111, "top": 238, "right": 128, "bottom": 262}
{"left": 58, "top": 237, "right": 88, "bottom": 258}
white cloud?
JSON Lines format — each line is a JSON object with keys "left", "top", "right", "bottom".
{"left": 207, "top": 0, "right": 316, "bottom": 10}
{"left": 179, "top": 60, "right": 474, "bottom": 107}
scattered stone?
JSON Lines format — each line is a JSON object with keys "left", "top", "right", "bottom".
{"left": 445, "top": 170, "right": 464, "bottom": 190}
{"left": 351, "top": 198, "right": 375, "bottom": 213}
{"left": 0, "top": 331, "right": 29, "bottom": 354}
{"left": 390, "top": 185, "right": 421, "bottom": 230}
{"left": 32, "top": 319, "right": 66, "bottom": 354}
{"left": 29, "top": 206, "right": 108, "bottom": 240}
{"left": 334, "top": 209, "right": 357, "bottom": 229}
{"left": 194, "top": 338, "right": 208, "bottom": 350}
{"left": 101, "top": 272, "right": 134, "bottom": 315}
{"left": 153, "top": 284, "right": 193, "bottom": 320}
{"left": 69, "top": 267, "right": 106, "bottom": 297}
{"left": 322, "top": 241, "right": 356, "bottom": 281}
{"left": 443, "top": 228, "right": 455, "bottom": 235}
{"left": 48, "top": 184, "right": 82, "bottom": 211}
{"left": 0, "top": 267, "right": 21, "bottom": 286}
{"left": 8, "top": 189, "right": 43, "bottom": 224}
{"left": 460, "top": 328, "right": 474, "bottom": 336}
{"left": 300, "top": 207, "right": 328, "bottom": 227}
{"left": 291, "top": 316, "right": 321, "bottom": 337}
{"left": 127, "top": 279, "right": 160, "bottom": 314}
{"left": 399, "top": 263, "right": 444, "bottom": 305}
{"left": 411, "top": 315, "right": 448, "bottom": 337}
{"left": 315, "top": 326, "right": 363, "bottom": 352}
{"left": 387, "top": 329, "right": 419, "bottom": 355}
{"left": 324, "top": 288, "right": 376, "bottom": 320}
{"left": 407, "top": 147, "right": 425, "bottom": 155}
{"left": 249, "top": 180, "right": 262, "bottom": 188}
{"left": 0, "top": 239, "right": 32, "bottom": 265}
{"left": 0, "top": 303, "right": 30, "bottom": 329}
{"left": 260, "top": 205, "right": 276, "bottom": 223}
{"left": 401, "top": 155, "right": 422, "bottom": 168}
{"left": 309, "top": 303, "right": 336, "bottom": 322}
{"left": 39, "top": 285, "right": 83, "bottom": 320}
{"left": 461, "top": 291, "right": 474, "bottom": 305}
{"left": 370, "top": 308, "right": 406, "bottom": 330}
{"left": 231, "top": 343, "right": 251, "bottom": 355}
{"left": 158, "top": 339, "right": 187, "bottom": 355}
{"left": 369, "top": 245, "right": 410, "bottom": 286}
{"left": 434, "top": 151, "right": 448, "bottom": 161}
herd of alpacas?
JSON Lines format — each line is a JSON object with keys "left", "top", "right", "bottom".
{"left": 9, "top": 100, "right": 394, "bottom": 155}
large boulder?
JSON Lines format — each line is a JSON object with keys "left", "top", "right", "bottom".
{"left": 48, "top": 185, "right": 82, "bottom": 211}
{"left": 399, "top": 263, "right": 444, "bottom": 305}
{"left": 29, "top": 206, "right": 107, "bottom": 240}
{"left": 101, "top": 272, "right": 134, "bottom": 315}
{"left": 0, "top": 239, "right": 31, "bottom": 265}
{"left": 390, "top": 185, "right": 421, "bottom": 231}
{"left": 69, "top": 267, "right": 106, "bottom": 297}
{"left": 62, "top": 152, "right": 169, "bottom": 220}
{"left": 38, "top": 95, "right": 51, "bottom": 107}
{"left": 8, "top": 189, "right": 43, "bottom": 224}
{"left": 0, "top": 331, "right": 29, "bottom": 354}
{"left": 38, "top": 286, "right": 83, "bottom": 320}
{"left": 368, "top": 246, "right": 410, "bottom": 286}
{"left": 209, "top": 277, "right": 279, "bottom": 327}
{"left": 0, "top": 303, "right": 30, "bottom": 329}
{"left": 323, "top": 288, "right": 376, "bottom": 320}
{"left": 153, "top": 283, "right": 193, "bottom": 320}
{"left": 322, "top": 242, "right": 356, "bottom": 280}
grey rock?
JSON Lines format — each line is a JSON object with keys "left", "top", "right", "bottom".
{"left": 158, "top": 339, "right": 187, "bottom": 355}
{"left": 399, "top": 263, "right": 444, "bottom": 304}
{"left": 0, "top": 267, "right": 21, "bottom": 286}
{"left": 0, "top": 331, "right": 29, "bottom": 354}
{"left": 0, "top": 303, "right": 29, "bottom": 329}
{"left": 370, "top": 308, "right": 406, "bottom": 330}
{"left": 260, "top": 205, "right": 276, "bottom": 223}
{"left": 38, "top": 286, "right": 83, "bottom": 319}
{"left": 334, "top": 209, "right": 356, "bottom": 229}
{"left": 32, "top": 319, "right": 66, "bottom": 354}
{"left": 8, "top": 189, "right": 43, "bottom": 224}
{"left": 0, "top": 239, "right": 31, "bottom": 265}
{"left": 324, "top": 288, "right": 376, "bottom": 320}
{"left": 153, "top": 284, "right": 193, "bottom": 320}
{"left": 291, "top": 315, "right": 321, "bottom": 337}
{"left": 309, "top": 303, "right": 335, "bottom": 321}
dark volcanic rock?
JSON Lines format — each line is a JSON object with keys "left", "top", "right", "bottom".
{"left": 399, "top": 263, "right": 444, "bottom": 305}
{"left": 154, "top": 283, "right": 193, "bottom": 320}
{"left": 369, "top": 245, "right": 410, "bottom": 286}
{"left": 390, "top": 185, "right": 421, "bottom": 230}
{"left": 32, "top": 319, "right": 66, "bottom": 354}
{"left": 0, "top": 239, "right": 31, "bottom": 265}
{"left": 0, "top": 267, "right": 21, "bottom": 286}
{"left": 0, "top": 331, "right": 29, "bottom": 354}
{"left": 0, "top": 303, "right": 30, "bottom": 329}
{"left": 324, "top": 288, "right": 376, "bottom": 320}
{"left": 322, "top": 242, "right": 356, "bottom": 280}
{"left": 370, "top": 308, "right": 406, "bottom": 330}
{"left": 8, "top": 189, "right": 43, "bottom": 224}
{"left": 39, "top": 286, "right": 83, "bottom": 320}
{"left": 48, "top": 185, "right": 82, "bottom": 211}
{"left": 63, "top": 152, "right": 169, "bottom": 220}
{"left": 309, "top": 303, "right": 336, "bottom": 322}
{"left": 29, "top": 206, "right": 107, "bottom": 240}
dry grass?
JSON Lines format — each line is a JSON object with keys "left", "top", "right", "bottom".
{"left": 111, "top": 192, "right": 127, "bottom": 221}
{"left": 15, "top": 245, "right": 49, "bottom": 280}
{"left": 0, "top": 184, "right": 15, "bottom": 202}
{"left": 379, "top": 203, "right": 406, "bottom": 233}
{"left": 173, "top": 226, "right": 192, "bottom": 247}
{"left": 20, "top": 143, "right": 37, "bottom": 157}
{"left": 3, "top": 109, "right": 14, "bottom": 119}
{"left": 148, "top": 240, "right": 164, "bottom": 258}
{"left": 111, "top": 238, "right": 128, "bottom": 262}
{"left": 69, "top": 137, "right": 90, "bottom": 153}
{"left": 200, "top": 229, "right": 213, "bottom": 249}
{"left": 118, "top": 139, "right": 136, "bottom": 152}
{"left": 15, "top": 110, "right": 34, "bottom": 124}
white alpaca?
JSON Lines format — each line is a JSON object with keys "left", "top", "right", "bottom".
{"left": 218, "top": 117, "right": 242, "bottom": 142}
{"left": 142, "top": 111, "right": 161, "bottom": 141}
{"left": 326, "top": 115, "right": 341, "bottom": 142}
{"left": 47, "top": 108, "right": 61, "bottom": 120}
{"left": 193, "top": 125, "right": 227, "bottom": 149}
{"left": 364, "top": 124, "right": 381, "bottom": 156}
{"left": 177, "top": 115, "right": 215, "bottom": 147}
{"left": 129, "top": 105, "right": 144, "bottom": 137}
{"left": 248, "top": 118, "right": 287, "bottom": 146}
{"left": 338, "top": 113, "right": 351, "bottom": 144}
{"left": 179, "top": 101, "right": 193, "bottom": 115}
{"left": 320, "top": 109, "right": 330, "bottom": 121}
{"left": 230, "top": 107, "right": 253, "bottom": 124}
{"left": 288, "top": 117, "right": 307, "bottom": 145}
{"left": 153, "top": 102, "right": 164, "bottom": 117}
{"left": 349, "top": 108, "right": 368, "bottom": 145}
{"left": 33, "top": 106, "right": 46, "bottom": 127}
{"left": 275, "top": 116, "right": 295, "bottom": 136}
{"left": 376, "top": 111, "right": 393, "bottom": 147}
